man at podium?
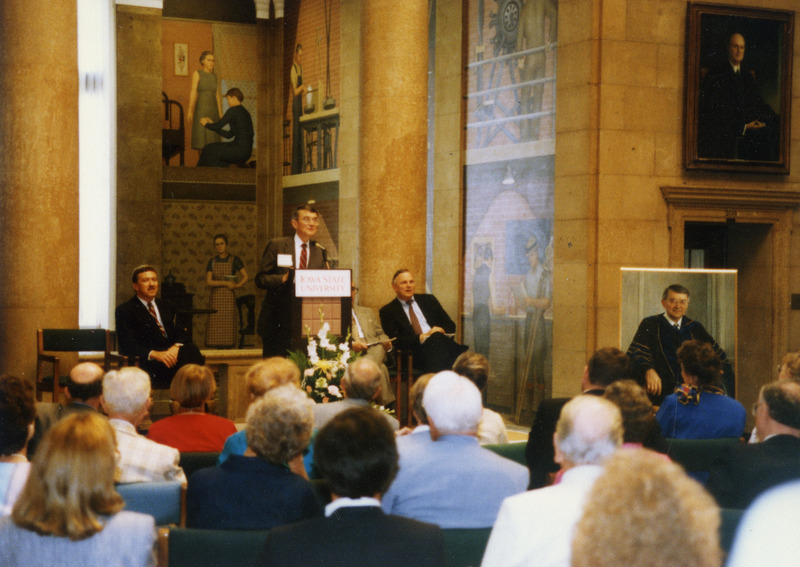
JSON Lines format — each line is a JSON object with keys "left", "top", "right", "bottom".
{"left": 255, "top": 204, "right": 328, "bottom": 357}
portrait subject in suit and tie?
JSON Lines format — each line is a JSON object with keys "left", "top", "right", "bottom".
{"left": 350, "top": 285, "right": 395, "bottom": 407}
{"left": 255, "top": 204, "right": 328, "bottom": 357}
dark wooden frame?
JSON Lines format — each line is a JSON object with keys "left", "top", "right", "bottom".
{"left": 683, "top": 3, "right": 794, "bottom": 173}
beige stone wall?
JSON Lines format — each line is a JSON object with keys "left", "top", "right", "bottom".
{"left": 553, "top": 0, "right": 800, "bottom": 402}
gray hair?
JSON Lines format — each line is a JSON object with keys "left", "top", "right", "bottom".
{"left": 102, "top": 367, "right": 151, "bottom": 416}
{"left": 343, "top": 358, "right": 383, "bottom": 401}
{"left": 422, "top": 371, "right": 482, "bottom": 435}
{"left": 556, "top": 396, "right": 622, "bottom": 465}
{"left": 246, "top": 384, "right": 314, "bottom": 463}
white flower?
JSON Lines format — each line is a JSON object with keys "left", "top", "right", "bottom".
{"left": 304, "top": 368, "right": 315, "bottom": 377}
{"left": 327, "top": 385, "right": 341, "bottom": 398}
{"left": 317, "top": 322, "right": 331, "bottom": 340}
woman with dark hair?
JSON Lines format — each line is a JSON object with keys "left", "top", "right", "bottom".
{"left": 188, "top": 50, "right": 222, "bottom": 151}
{"left": 197, "top": 87, "right": 254, "bottom": 167}
{"left": 146, "top": 364, "right": 236, "bottom": 452}
{"left": 0, "top": 413, "right": 156, "bottom": 566}
{"left": 656, "top": 339, "right": 746, "bottom": 440}
{"left": 0, "top": 375, "right": 35, "bottom": 516}
{"left": 205, "top": 233, "right": 248, "bottom": 348}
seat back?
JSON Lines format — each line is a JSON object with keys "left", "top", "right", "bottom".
{"left": 165, "top": 527, "right": 269, "bottom": 567}
{"left": 442, "top": 527, "right": 492, "bottom": 567}
{"left": 482, "top": 442, "right": 527, "bottom": 467}
{"left": 719, "top": 507, "right": 745, "bottom": 554}
{"left": 664, "top": 437, "right": 741, "bottom": 473}
{"left": 178, "top": 452, "right": 220, "bottom": 480}
{"left": 41, "top": 328, "right": 110, "bottom": 352}
{"left": 116, "top": 481, "right": 184, "bottom": 526}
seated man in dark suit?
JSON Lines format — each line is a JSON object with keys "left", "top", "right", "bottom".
{"left": 526, "top": 347, "right": 639, "bottom": 489}
{"left": 707, "top": 380, "right": 800, "bottom": 509}
{"left": 379, "top": 269, "right": 467, "bottom": 373}
{"left": 116, "top": 265, "right": 204, "bottom": 388}
{"left": 257, "top": 407, "right": 446, "bottom": 567}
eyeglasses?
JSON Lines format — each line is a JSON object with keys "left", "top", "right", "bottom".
{"left": 297, "top": 216, "right": 319, "bottom": 225}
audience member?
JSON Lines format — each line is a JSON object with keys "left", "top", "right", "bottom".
{"left": 313, "top": 358, "right": 399, "bottom": 432}
{"left": 187, "top": 385, "right": 320, "bottom": 529}
{"left": 656, "top": 340, "right": 746, "bottom": 440}
{"left": 102, "top": 367, "right": 186, "bottom": 484}
{"left": 706, "top": 380, "right": 800, "bottom": 509}
{"left": 379, "top": 269, "right": 468, "bottom": 373}
{"left": 116, "top": 265, "right": 204, "bottom": 388}
{"left": 571, "top": 448, "right": 721, "bottom": 567}
{"left": 726, "top": 479, "right": 800, "bottom": 567}
{"left": 257, "top": 407, "right": 446, "bottom": 567}
{"left": 603, "top": 380, "right": 662, "bottom": 449}
{"left": 0, "top": 375, "right": 35, "bottom": 516}
{"left": 146, "top": 364, "right": 235, "bottom": 452}
{"left": 218, "top": 357, "right": 302, "bottom": 466}
{"left": 749, "top": 350, "right": 800, "bottom": 442}
{"left": 0, "top": 413, "right": 156, "bottom": 567}
{"left": 526, "top": 346, "right": 630, "bottom": 488}
{"left": 481, "top": 396, "right": 622, "bottom": 567}
{"left": 395, "top": 373, "right": 435, "bottom": 450}
{"left": 382, "top": 371, "right": 527, "bottom": 528}
{"left": 452, "top": 351, "right": 509, "bottom": 444}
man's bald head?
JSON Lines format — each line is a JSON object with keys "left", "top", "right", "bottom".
{"left": 343, "top": 358, "right": 383, "bottom": 402}
{"left": 555, "top": 396, "right": 623, "bottom": 467}
{"left": 66, "top": 362, "right": 104, "bottom": 405}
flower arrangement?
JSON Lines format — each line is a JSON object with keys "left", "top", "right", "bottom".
{"left": 288, "top": 321, "right": 356, "bottom": 404}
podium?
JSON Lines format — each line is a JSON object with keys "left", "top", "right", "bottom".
{"left": 290, "top": 269, "right": 351, "bottom": 350}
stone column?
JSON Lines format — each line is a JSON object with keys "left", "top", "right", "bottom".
{"left": 357, "top": 0, "right": 428, "bottom": 308}
{"left": 0, "top": 1, "right": 79, "bottom": 380}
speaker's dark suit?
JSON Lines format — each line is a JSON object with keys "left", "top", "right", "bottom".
{"left": 255, "top": 236, "right": 327, "bottom": 357}
{"left": 379, "top": 295, "right": 467, "bottom": 373}
{"left": 115, "top": 296, "right": 202, "bottom": 388}
{"left": 707, "top": 434, "right": 800, "bottom": 509}
{"left": 256, "top": 506, "right": 446, "bottom": 567}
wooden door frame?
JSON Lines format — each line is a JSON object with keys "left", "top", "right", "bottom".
{"left": 661, "top": 186, "right": 800, "bottom": 369}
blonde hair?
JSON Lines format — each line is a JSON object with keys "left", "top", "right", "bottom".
{"left": 245, "top": 384, "right": 313, "bottom": 463}
{"left": 170, "top": 364, "right": 215, "bottom": 407}
{"left": 572, "top": 449, "right": 721, "bottom": 567}
{"left": 245, "top": 358, "right": 300, "bottom": 398}
{"left": 12, "top": 412, "right": 123, "bottom": 540}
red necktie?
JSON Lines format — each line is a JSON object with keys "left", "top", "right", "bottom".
{"left": 148, "top": 302, "right": 167, "bottom": 338}
{"left": 407, "top": 300, "right": 423, "bottom": 335}
{"left": 299, "top": 243, "right": 308, "bottom": 269}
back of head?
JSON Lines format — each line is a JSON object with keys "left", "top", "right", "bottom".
{"left": 677, "top": 340, "right": 722, "bottom": 387}
{"left": 586, "top": 347, "right": 631, "bottom": 387}
{"left": 343, "top": 358, "right": 382, "bottom": 401}
{"left": 556, "top": 396, "right": 622, "bottom": 465}
{"left": 423, "top": 371, "right": 483, "bottom": 436}
{"left": 170, "top": 364, "right": 215, "bottom": 408}
{"left": 315, "top": 407, "right": 399, "bottom": 498}
{"left": 246, "top": 384, "right": 314, "bottom": 464}
{"left": 603, "top": 380, "right": 655, "bottom": 444}
{"left": 762, "top": 380, "right": 800, "bottom": 431}
{"left": 0, "top": 374, "right": 36, "bottom": 456}
{"left": 780, "top": 351, "right": 800, "bottom": 382}
{"left": 102, "top": 367, "right": 151, "bottom": 416}
{"left": 245, "top": 357, "right": 300, "bottom": 398}
{"left": 452, "top": 351, "right": 490, "bottom": 392}
{"left": 572, "top": 449, "right": 721, "bottom": 567}
{"left": 410, "top": 373, "right": 435, "bottom": 425}
{"left": 67, "top": 362, "right": 104, "bottom": 402}
{"left": 12, "top": 412, "right": 123, "bottom": 540}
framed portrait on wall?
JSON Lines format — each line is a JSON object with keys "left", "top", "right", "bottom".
{"left": 683, "top": 3, "right": 794, "bottom": 174}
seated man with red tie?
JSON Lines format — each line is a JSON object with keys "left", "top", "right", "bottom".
{"left": 116, "top": 265, "right": 204, "bottom": 388}
{"left": 255, "top": 204, "right": 329, "bottom": 357}
{"left": 379, "top": 269, "right": 468, "bottom": 374}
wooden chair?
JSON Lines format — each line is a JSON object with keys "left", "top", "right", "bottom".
{"left": 236, "top": 293, "right": 256, "bottom": 348}
{"left": 36, "top": 328, "right": 126, "bottom": 402}
{"left": 160, "top": 527, "right": 269, "bottom": 567}
{"left": 116, "top": 481, "right": 186, "bottom": 527}
{"left": 390, "top": 349, "right": 422, "bottom": 427}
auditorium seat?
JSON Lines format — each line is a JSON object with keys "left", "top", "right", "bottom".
{"left": 482, "top": 442, "right": 527, "bottom": 466}
{"left": 662, "top": 437, "right": 741, "bottom": 474}
{"left": 116, "top": 481, "right": 185, "bottom": 526}
{"left": 443, "top": 527, "right": 492, "bottom": 567}
{"left": 160, "top": 527, "right": 269, "bottom": 567}
{"left": 179, "top": 452, "right": 220, "bottom": 480}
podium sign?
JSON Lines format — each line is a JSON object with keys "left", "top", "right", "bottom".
{"left": 291, "top": 269, "right": 352, "bottom": 346}
{"left": 295, "top": 270, "right": 351, "bottom": 297}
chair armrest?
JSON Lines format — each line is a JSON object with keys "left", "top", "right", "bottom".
{"left": 106, "top": 352, "right": 128, "bottom": 366}
{"left": 157, "top": 527, "right": 170, "bottom": 567}
{"left": 37, "top": 354, "right": 58, "bottom": 364}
